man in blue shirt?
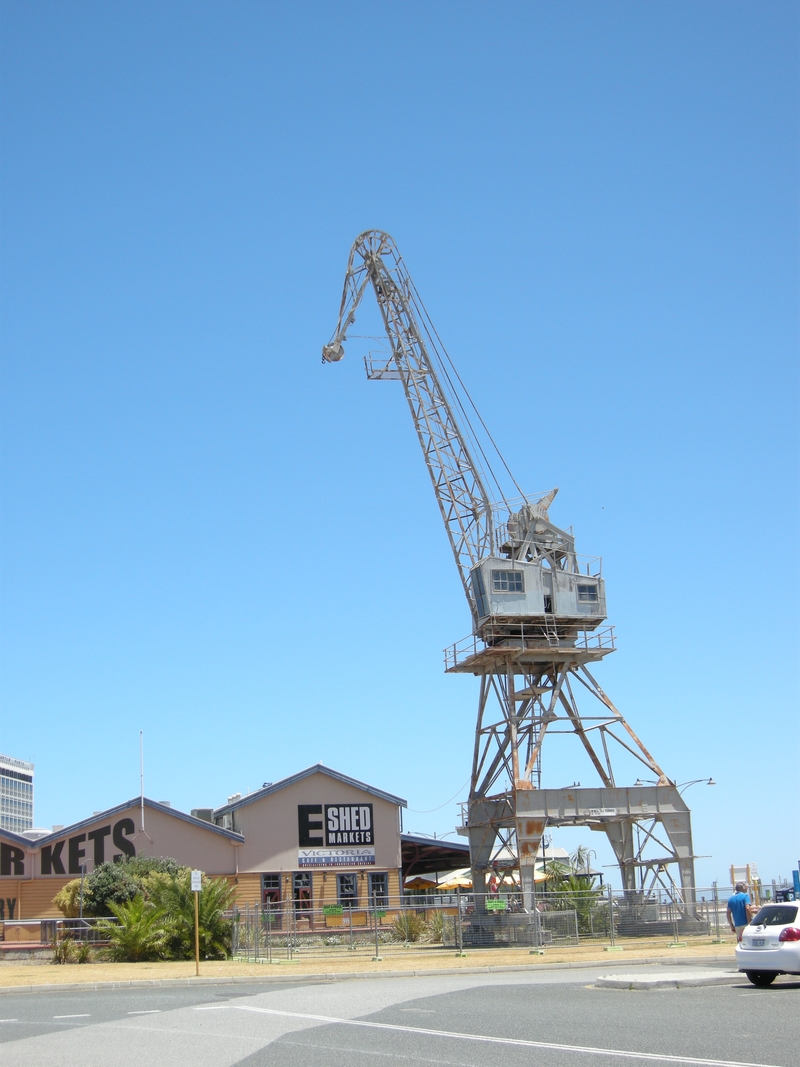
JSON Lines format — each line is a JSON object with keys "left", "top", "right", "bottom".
{"left": 727, "top": 881, "right": 751, "bottom": 941}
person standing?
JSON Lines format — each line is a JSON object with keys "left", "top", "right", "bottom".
{"left": 727, "top": 881, "right": 751, "bottom": 941}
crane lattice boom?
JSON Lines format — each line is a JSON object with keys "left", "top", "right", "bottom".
{"left": 323, "top": 230, "right": 493, "bottom": 620}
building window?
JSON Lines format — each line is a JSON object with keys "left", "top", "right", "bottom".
{"left": 368, "top": 872, "right": 388, "bottom": 907}
{"left": 577, "top": 584, "right": 598, "bottom": 603}
{"left": 492, "top": 570, "right": 524, "bottom": 593}
{"left": 337, "top": 873, "right": 359, "bottom": 908}
{"left": 293, "top": 871, "right": 312, "bottom": 911}
{"left": 262, "top": 873, "right": 281, "bottom": 908}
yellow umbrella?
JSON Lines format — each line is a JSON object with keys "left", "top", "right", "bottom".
{"left": 437, "top": 874, "right": 473, "bottom": 890}
{"left": 404, "top": 876, "right": 438, "bottom": 890}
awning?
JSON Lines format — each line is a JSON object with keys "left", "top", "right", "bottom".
{"left": 401, "top": 833, "right": 471, "bottom": 879}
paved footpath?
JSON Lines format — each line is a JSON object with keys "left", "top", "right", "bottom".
{"left": 0, "top": 960, "right": 796, "bottom": 1067}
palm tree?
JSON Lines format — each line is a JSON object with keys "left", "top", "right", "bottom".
{"left": 149, "top": 871, "right": 235, "bottom": 960}
{"left": 543, "top": 846, "right": 601, "bottom": 935}
{"left": 99, "top": 895, "right": 166, "bottom": 961}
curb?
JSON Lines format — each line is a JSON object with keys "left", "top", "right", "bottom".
{"left": 597, "top": 970, "right": 737, "bottom": 990}
{"left": 0, "top": 954, "right": 736, "bottom": 996}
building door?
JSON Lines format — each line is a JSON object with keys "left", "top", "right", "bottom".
{"left": 293, "top": 871, "right": 312, "bottom": 911}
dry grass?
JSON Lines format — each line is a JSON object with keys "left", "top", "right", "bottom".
{"left": 0, "top": 938, "right": 736, "bottom": 988}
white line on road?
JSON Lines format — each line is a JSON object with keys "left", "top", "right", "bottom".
{"left": 194, "top": 1005, "right": 781, "bottom": 1067}
{"left": 53, "top": 1014, "right": 91, "bottom": 1019}
{"left": 0, "top": 1019, "right": 18, "bottom": 1023}
{"left": 127, "top": 1010, "right": 162, "bottom": 1015}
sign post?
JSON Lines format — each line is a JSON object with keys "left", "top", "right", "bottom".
{"left": 191, "top": 870, "right": 202, "bottom": 976}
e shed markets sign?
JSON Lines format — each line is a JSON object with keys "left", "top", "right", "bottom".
{"left": 297, "top": 803, "right": 376, "bottom": 868}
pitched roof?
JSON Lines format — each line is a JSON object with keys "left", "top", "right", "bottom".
{"left": 213, "top": 764, "right": 407, "bottom": 817}
{"left": 0, "top": 827, "right": 34, "bottom": 847}
{"left": 2, "top": 798, "right": 244, "bottom": 847}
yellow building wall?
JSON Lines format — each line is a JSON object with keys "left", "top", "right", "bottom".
{"left": 20, "top": 878, "right": 71, "bottom": 919}
{"left": 229, "top": 873, "right": 261, "bottom": 910}
{"left": 0, "top": 878, "right": 72, "bottom": 921}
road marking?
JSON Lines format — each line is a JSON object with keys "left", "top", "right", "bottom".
{"left": 127, "top": 1010, "right": 162, "bottom": 1015}
{"left": 194, "top": 1004, "right": 782, "bottom": 1067}
{"left": 0, "top": 1019, "right": 18, "bottom": 1023}
{"left": 53, "top": 1014, "right": 91, "bottom": 1019}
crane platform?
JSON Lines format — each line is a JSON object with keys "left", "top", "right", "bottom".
{"left": 444, "top": 625, "right": 616, "bottom": 673}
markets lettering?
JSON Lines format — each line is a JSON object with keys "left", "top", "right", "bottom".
{"left": 40, "top": 818, "right": 136, "bottom": 875}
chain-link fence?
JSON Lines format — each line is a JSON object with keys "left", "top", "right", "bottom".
{"left": 229, "top": 885, "right": 733, "bottom": 962}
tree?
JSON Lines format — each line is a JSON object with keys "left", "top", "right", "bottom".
{"left": 148, "top": 871, "right": 235, "bottom": 960}
{"left": 52, "top": 879, "right": 82, "bottom": 918}
{"left": 543, "top": 845, "right": 601, "bottom": 935}
{"left": 98, "top": 895, "right": 167, "bottom": 962}
{"left": 84, "top": 856, "right": 187, "bottom": 916}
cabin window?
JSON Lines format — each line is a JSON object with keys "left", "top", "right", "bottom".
{"left": 337, "top": 873, "right": 359, "bottom": 908}
{"left": 472, "top": 569, "right": 489, "bottom": 617}
{"left": 492, "top": 570, "right": 524, "bottom": 593}
{"left": 577, "top": 584, "right": 598, "bottom": 603}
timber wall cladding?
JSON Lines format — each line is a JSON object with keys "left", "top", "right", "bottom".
{"left": 229, "top": 873, "right": 261, "bottom": 909}
{"left": 21, "top": 879, "right": 70, "bottom": 918}
{"left": 0, "top": 878, "right": 71, "bottom": 920}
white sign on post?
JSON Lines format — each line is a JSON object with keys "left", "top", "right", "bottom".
{"left": 191, "top": 869, "right": 202, "bottom": 892}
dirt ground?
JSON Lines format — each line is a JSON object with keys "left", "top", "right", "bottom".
{"left": 0, "top": 938, "right": 737, "bottom": 989}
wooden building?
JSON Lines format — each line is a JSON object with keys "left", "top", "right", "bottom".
{"left": 0, "top": 764, "right": 406, "bottom": 922}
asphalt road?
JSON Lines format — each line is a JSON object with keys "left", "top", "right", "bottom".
{"left": 0, "top": 965, "right": 797, "bottom": 1067}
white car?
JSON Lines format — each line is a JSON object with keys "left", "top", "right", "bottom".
{"left": 735, "top": 901, "right": 800, "bottom": 986}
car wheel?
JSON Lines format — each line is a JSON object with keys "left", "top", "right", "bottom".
{"left": 745, "top": 971, "right": 777, "bottom": 987}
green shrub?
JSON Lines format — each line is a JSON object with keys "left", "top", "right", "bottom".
{"left": 76, "top": 942, "right": 92, "bottom": 964}
{"left": 52, "top": 880, "right": 83, "bottom": 918}
{"left": 391, "top": 910, "right": 426, "bottom": 943}
{"left": 51, "top": 933, "right": 76, "bottom": 964}
{"left": 85, "top": 857, "right": 187, "bottom": 916}
{"left": 97, "top": 895, "right": 166, "bottom": 962}
{"left": 148, "top": 871, "right": 235, "bottom": 960}
{"left": 424, "top": 910, "right": 444, "bottom": 943}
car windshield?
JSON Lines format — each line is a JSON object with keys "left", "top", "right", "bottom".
{"left": 750, "top": 905, "right": 798, "bottom": 926}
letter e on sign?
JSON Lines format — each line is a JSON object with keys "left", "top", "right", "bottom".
{"left": 191, "top": 870, "right": 202, "bottom": 892}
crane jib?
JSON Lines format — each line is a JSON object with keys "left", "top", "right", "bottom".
{"left": 322, "top": 230, "right": 494, "bottom": 622}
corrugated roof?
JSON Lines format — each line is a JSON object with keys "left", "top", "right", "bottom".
{"left": 2, "top": 798, "right": 244, "bottom": 846}
{"left": 213, "top": 764, "right": 407, "bottom": 817}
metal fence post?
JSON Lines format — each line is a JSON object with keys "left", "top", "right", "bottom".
{"left": 372, "top": 901, "right": 382, "bottom": 961}
{"left": 456, "top": 885, "right": 466, "bottom": 956}
{"left": 607, "top": 885, "right": 615, "bottom": 948}
{"left": 267, "top": 903, "right": 272, "bottom": 962}
{"left": 711, "top": 882, "right": 722, "bottom": 942}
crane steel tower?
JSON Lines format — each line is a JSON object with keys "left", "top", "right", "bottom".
{"left": 323, "top": 230, "right": 700, "bottom": 922}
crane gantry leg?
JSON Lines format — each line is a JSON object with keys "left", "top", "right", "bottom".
{"left": 451, "top": 645, "right": 700, "bottom": 932}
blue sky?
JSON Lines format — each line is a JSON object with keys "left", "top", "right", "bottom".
{"left": 1, "top": 1, "right": 797, "bottom": 889}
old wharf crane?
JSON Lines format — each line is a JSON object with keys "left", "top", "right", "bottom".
{"left": 322, "top": 230, "right": 701, "bottom": 925}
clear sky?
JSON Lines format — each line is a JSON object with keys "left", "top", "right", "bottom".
{"left": 1, "top": 1, "right": 797, "bottom": 889}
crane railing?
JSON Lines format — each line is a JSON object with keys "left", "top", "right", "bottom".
{"left": 444, "top": 625, "right": 617, "bottom": 671}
